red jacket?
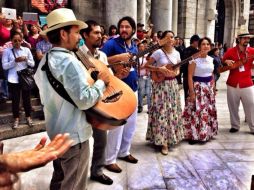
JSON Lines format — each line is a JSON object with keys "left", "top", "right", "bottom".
{"left": 222, "top": 45, "right": 254, "bottom": 88}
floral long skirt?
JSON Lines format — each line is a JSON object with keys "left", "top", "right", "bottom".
{"left": 146, "top": 79, "right": 184, "bottom": 147}
{"left": 182, "top": 81, "right": 218, "bottom": 141}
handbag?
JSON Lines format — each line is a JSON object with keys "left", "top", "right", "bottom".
{"left": 12, "top": 49, "right": 35, "bottom": 90}
{"left": 17, "top": 68, "right": 35, "bottom": 90}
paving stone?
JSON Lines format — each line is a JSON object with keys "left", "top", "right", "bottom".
{"left": 226, "top": 162, "right": 254, "bottom": 188}
{"left": 185, "top": 150, "right": 226, "bottom": 170}
{"left": 165, "top": 178, "right": 206, "bottom": 190}
{"left": 197, "top": 169, "right": 247, "bottom": 190}
{"left": 214, "top": 150, "right": 254, "bottom": 162}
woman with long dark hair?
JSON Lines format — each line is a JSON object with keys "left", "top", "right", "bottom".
{"left": 145, "top": 30, "right": 184, "bottom": 155}
{"left": 182, "top": 37, "right": 218, "bottom": 144}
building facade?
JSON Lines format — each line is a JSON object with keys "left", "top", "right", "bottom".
{"left": 0, "top": 0, "right": 252, "bottom": 47}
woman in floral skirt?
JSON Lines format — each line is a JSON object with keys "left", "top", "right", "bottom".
{"left": 145, "top": 30, "right": 184, "bottom": 155}
{"left": 182, "top": 37, "right": 218, "bottom": 144}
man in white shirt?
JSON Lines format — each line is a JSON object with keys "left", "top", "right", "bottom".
{"left": 79, "top": 20, "right": 113, "bottom": 185}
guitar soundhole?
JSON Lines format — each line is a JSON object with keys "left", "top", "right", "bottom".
{"left": 102, "top": 91, "right": 123, "bottom": 103}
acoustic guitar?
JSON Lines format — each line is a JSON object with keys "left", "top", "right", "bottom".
{"left": 75, "top": 49, "right": 137, "bottom": 130}
{"left": 218, "top": 55, "right": 254, "bottom": 73}
{"left": 150, "top": 51, "right": 202, "bottom": 83}
{"left": 107, "top": 36, "right": 170, "bottom": 79}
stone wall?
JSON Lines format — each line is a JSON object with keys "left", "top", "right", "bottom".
{"left": 72, "top": 0, "right": 105, "bottom": 26}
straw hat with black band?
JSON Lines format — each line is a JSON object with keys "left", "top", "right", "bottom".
{"left": 40, "top": 8, "right": 87, "bottom": 36}
{"left": 237, "top": 26, "right": 254, "bottom": 38}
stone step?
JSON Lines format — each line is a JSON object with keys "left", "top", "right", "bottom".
{"left": 0, "top": 97, "right": 42, "bottom": 113}
{"left": 0, "top": 119, "right": 46, "bottom": 140}
{"left": 0, "top": 105, "right": 44, "bottom": 125}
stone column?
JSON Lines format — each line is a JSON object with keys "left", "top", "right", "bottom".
{"left": 205, "top": 0, "right": 217, "bottom": 41}
{"left": 151, "top": 0, "right": 172, "bottom": 32}
{"left": 71, "top": 0, "right": 104, "bottom": 25}
{"left": 137, "top": 0, "right": 146, "bottom": 25}
{"left": 105, "top": 0, "right": 137, "bottom": 30}
{"left": 172, "top": 0, "right": 178, "bottom": 35}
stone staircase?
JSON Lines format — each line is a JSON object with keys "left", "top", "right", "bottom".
{"left": 0, "top": 97, "right": 46, "bottom": 140}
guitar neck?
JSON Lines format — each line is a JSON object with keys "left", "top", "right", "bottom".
{"left": 172, "top": 57, "right": 193, "bottom": 69}
{"left": 135, "top": 43, "right": 160, "bottom": 59}
{"left": 219, "top": 60, "right": 244, "bottom": 73}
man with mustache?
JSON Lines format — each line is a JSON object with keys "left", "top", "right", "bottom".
{"left": 34, "top": 8, "right": 110, "bottom": 190}
{"left": 79, "top": 20, "right": 113, "bottom": 185}
{"left": 101, "top": 16, "right": 139, "bottom": 173}
{"left": 222, "top": 27, "right": 254, "bottom": 134}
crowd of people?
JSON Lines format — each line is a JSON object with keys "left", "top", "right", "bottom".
{"left": 0, "top": 7, "right": 254, "bottom": 190}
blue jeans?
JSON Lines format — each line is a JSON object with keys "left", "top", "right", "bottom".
{"left": 138, "top": 76, "right": 151, "bottom": 109}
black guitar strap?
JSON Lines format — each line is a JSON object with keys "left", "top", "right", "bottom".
{"left": 41, "top": 53, "right": 78, "bottom": 108}
{"left": 41, "top": 51, "right": 127, "bottom": 126}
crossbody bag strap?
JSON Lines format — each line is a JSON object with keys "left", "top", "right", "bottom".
{"left": 41, "top": 53, "right": 78, "bottom": 108}
{"left": 11, "top": 48, "right": 16, "bottom": 59}
{"left": 161, "top": 48, "right": 175, "bottom": 65}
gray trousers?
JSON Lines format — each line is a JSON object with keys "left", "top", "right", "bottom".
{"left": 91, "top": 127, "right": 107, "bottom": 177}
{"left": 50, "top": 140, "right": 90, "bottom": 190}
{"left": 227, "top": 85, "right": 254, "bottom": 132}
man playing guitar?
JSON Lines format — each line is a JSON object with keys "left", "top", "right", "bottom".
{"left": 222, "top": 26, "right": 254, "bottom": 134}
{"left": 101, "top": 16, "right": 139, "bottom": 173}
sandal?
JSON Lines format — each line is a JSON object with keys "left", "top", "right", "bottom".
{"left": 161, "top": 146, "right": 168, "bottom": 155}
{"left": 26, "top": 118, "right": 33, "bottom": 127}
{"left": 12, "top": 120, "right": 19, "bottom": 129}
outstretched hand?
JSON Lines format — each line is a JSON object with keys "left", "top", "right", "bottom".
{"left": 0, "top": 133, "right": 73, "bottom": 173}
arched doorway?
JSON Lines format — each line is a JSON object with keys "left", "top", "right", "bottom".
{"left": 214, "top": 0, "right": 225, "bottom": 43}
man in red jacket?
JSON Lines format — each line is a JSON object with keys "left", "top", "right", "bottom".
{"left": 223, "top": 27, "right": 254, "bottom": 133}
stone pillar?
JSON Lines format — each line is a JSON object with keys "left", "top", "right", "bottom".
{"left": 105, "top": 0, "right": 137, "bottom": 30}
{"left": 172, "top": 0, "right": 178, "bottom": 35}
{"left": 151, "top": 0, "right": 172, "bottom": 31}
{"left": 0, "top": 0, "right": 6, "bottom": 8}
{"left": 71, "top": 0, "right": 105, "bottom": 25}
{"left": 137, "top": 0, "right": 146, "bottom": 25}
{"left": 205, "top": 0, "right": 217, "bottom": 41}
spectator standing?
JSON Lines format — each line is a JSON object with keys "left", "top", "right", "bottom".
{"left": 2, "top": 31, "right": 35, "bottom": 129}
{"left": 137, "top": 42, "right": 151, "bottom": 113}
{"left": 182, "top": 34, "right": 200, "bottom": 100}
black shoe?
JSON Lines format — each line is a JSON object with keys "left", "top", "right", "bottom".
{"left": 90, "top": 174, "right": 113, "bottom": 185}
{"left": 138, "top": 106, "right": 143, "bottom": 113}
{"left": 229, "top": 128, "right": 239, "bottom": 133}
{"left": 188, "top": 140, "right": 198, "bottom": 145}
{"left": 118, "top": 154, "right": 138, "bottom": 164}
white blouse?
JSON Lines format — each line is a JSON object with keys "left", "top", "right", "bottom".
{"left": 2, "top": 46, "right": 35, "bottom": 83}
{"left": 151, "top": 48, "right": 180, "bottom": 67}
{"left": 190, "top": 56, "right": 214, "bottom": 77}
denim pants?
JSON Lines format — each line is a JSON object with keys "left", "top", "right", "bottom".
{"left": 138, "top": 76, "right": 151, "bottom": 109}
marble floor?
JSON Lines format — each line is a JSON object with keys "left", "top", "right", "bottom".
{"left": 2, "top": 72, "right": 254, "bottom": 190}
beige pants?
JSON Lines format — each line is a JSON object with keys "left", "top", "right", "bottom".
{"left": 50, "top": 141, "right": 90, "bottom": 190}
{"left": 227, "top": 85, "right": 254, "bottom": 132}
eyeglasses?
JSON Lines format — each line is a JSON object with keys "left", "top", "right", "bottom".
{"left": 13, "top": 39, "right": 22, "bottom": 43}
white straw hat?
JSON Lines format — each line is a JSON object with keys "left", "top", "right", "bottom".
{"left": 40, "top": 8, "right": 87, "bottom": 35}
{"left": 237, "top": 25, "right": 254, "bottom": 38}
